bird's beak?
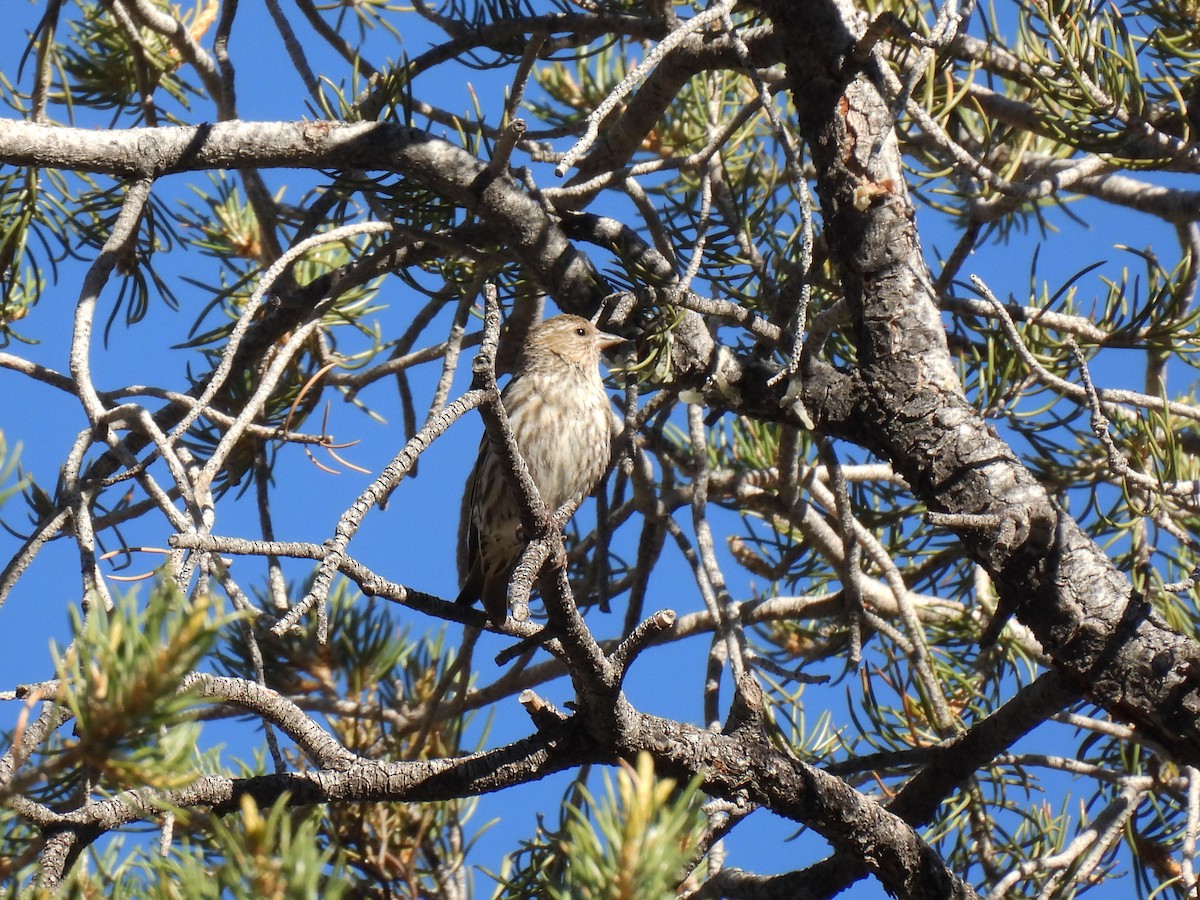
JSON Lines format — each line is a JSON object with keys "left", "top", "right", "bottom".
{"left": 597, "top": 331, "right": 626, "bottom": 351}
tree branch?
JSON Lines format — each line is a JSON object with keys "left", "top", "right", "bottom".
{"left": 746, "top": 0, "right": 1200, "bottom": 765}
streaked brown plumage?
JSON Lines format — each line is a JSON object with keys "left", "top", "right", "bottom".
{"left": 456, "top": 314, "right": 622, "bottom": 623}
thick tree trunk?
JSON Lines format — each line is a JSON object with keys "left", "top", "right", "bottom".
{"left": 749, "top": 0, "right": 1200, "bottom": 761}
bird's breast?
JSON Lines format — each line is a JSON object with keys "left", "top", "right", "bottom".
{"left": 506, "top": 372, "right": 612, "bottom": 512}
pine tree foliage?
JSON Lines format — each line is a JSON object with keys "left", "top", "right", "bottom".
{"left": 2, "top": 0, "right": 1200, "bottom": 896}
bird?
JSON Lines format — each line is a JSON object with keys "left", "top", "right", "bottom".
{"left": 456, "top": 314, "right": 623, "bottom": 624}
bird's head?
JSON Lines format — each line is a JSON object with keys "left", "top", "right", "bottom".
{"left": 523, "top": 314, "right": 624, "bottom": 369}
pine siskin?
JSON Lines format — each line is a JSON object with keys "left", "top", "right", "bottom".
{"left": 457, "top": 314, "right": 623, "bottom": 623}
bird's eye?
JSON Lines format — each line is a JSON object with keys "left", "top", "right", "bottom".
{"left": 575, "top": 326, "right": 587, "bottom": 336}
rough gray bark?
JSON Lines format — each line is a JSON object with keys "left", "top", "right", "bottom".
{"left": 4, "top": 0, "right": 1200, "bottom": 895}
{"left": 744, "top": 0, "right": 1200, "bottom": 762}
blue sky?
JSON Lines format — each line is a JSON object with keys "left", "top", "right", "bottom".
{"left": 0, "top": 2, "right": 1193, "bottom": 897}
